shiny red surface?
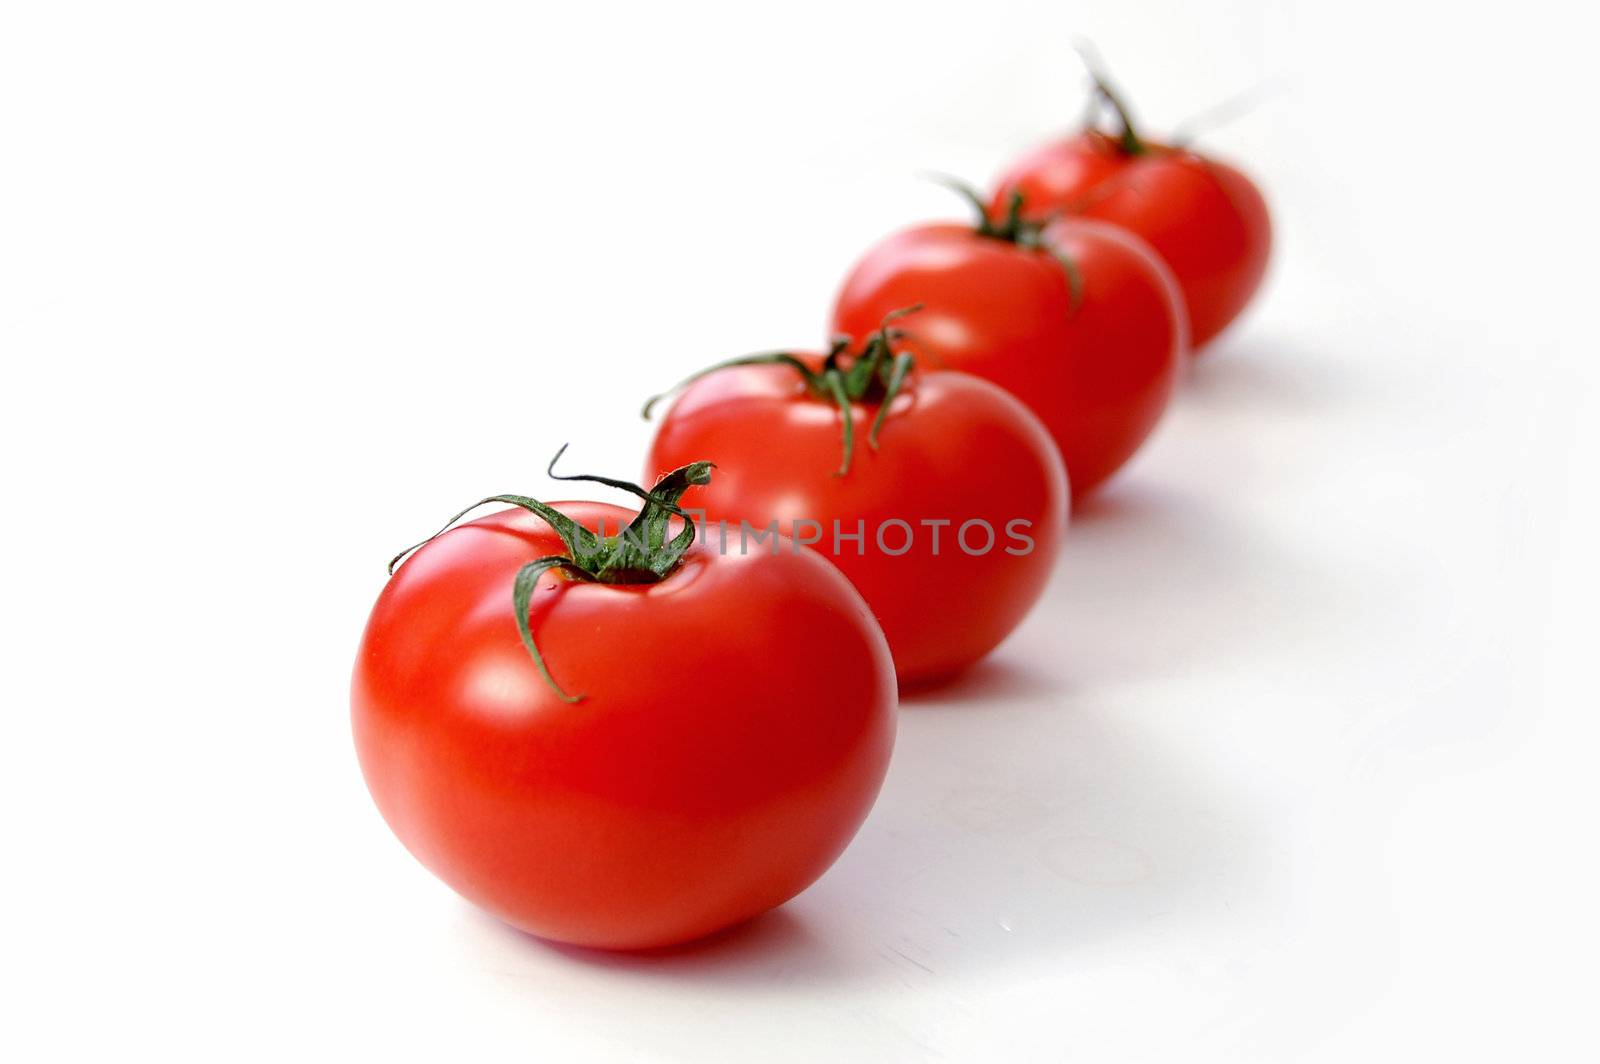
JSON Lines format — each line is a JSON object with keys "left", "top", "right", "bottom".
{"left": 991, "top": 130, "right": 1271, "bottom": 349}
{"left": 352, "top": 501, "right": 896, "bottom": 950}
{"left": 647, "top": 369, "right": 1068, "bottom": 683}
{"left": 832, "top": 218, "right": 1185, "bottom": 497}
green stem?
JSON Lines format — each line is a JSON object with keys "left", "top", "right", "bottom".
{"left": 389, "top": 450, "right": 714, "bottom": 702}
{"left": 822, "top": 368, "right": 855, "bottom": 477}
{"left": 869, "top": 352, "right": 914, "bottom": 450}
{"left": 925, "top": 172, "right": 1005, "bottom": 237}
{"left": 512, "top": 556, "right": 587, "bottom": 703}
{"left": 641, "top": 352, "right": 819, "bottom": 419}
{"left": 1092, "top": 71, "right": 1145, "bottom": 155}
{"left": 643, "top": 306, "right": 925, "bottom": 477}
{"left": 1072, "top": 42, "right": 1146, "bottom": 155}
{"left": 929, "top": 178, "right": 1084, "bottom": 311}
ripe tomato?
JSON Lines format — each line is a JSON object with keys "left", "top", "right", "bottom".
{"left": 644, "top": 318, "right": 1068, "bottom": 684}
{"left": 989, "top": 73, "right": 1271, "bottom": 349}
{"left": 352, "top": 460, "right": 896, "bottom": 951}
{"left": 831, "top": 193, "right": 1185, "bottom": 499}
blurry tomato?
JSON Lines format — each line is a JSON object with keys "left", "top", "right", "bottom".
{"left": 833, "top": 191, "right": 1185, "bottom": 497}
{"left": 645, "top": 319, "right": 1067, "bottom": 683}
{"left": 991, "top": 69, "right": 1270, "bottom": 349}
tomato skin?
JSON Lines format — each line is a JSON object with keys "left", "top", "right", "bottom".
{"left": 830, "top": 219, "right": 1184, "bottom": 498}
{"left": 991, "top": 130, "right": 1271, "bottom": 349}
{"left": 351, "top": 501, "right": 896, "bottom": 951}
{"left": 646, "top": 368, "right": 1067, "bottom": 684}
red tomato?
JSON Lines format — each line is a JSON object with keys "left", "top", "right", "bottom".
{"left": 990, "top": 92, "right": 1271, "bottom": 349}
{"left": 353, "top": 481, "right": 896, "bottom": 950}
{"left": 645, "top": 341, "right": 1067, "bottom": 685}
{"left": 831, "top": 210, "right": 1185, "bottom": 499}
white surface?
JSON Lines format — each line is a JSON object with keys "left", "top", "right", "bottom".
{"left": 3, "top": 2, "right": 1596, "bottom": 1060}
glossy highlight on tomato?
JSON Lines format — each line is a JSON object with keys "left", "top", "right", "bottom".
{"left": 352, "top": 492, "right": 896, "bottom": 951}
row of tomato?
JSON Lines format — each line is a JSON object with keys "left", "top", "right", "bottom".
{"left": 352, "top": 68, "right": 1271, "bottom": 951}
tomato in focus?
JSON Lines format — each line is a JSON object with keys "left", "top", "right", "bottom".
{"left": 352, "top": 487, "right": 896, "bottom": 951}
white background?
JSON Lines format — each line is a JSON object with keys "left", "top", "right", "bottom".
{"left": 3, "top": 2, "right": 1596, "bottom": 1060}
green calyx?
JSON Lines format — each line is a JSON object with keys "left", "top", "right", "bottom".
{"left": 1088, "top": 68, "right": 1146, "bottom": 156}
{"left": 387, "top": 446, "right": 714, "bottom": 703}
{"left": 1073, "top": 42, "right": 1147, "bottom": 156}
{"left": 931, "top": 175, "right": 1084, "bottom": 310}
{"left": 641, "top": 306, "right": 923, "bottom": 478}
